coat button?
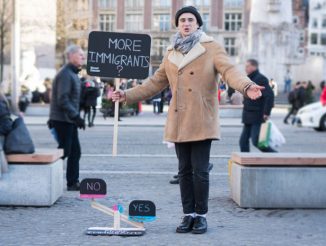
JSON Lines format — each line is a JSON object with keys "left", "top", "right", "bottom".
{"left": 175, "top": 109, "right": 178, "bottom": 112}
{"left": 178, "top": 71, "right": 182, "bottom": 75}
{"left": 190, "top": 71, "right": 194, "bottom": 75}
{"left": 188, "top": 88, "right": 192, "bottom": 92}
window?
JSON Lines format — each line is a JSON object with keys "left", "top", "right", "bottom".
{"left": 185, "top": 0, "right": 210, "bottom": 6}
{"left": 153, "top": 0, "right": 171, "bottom": 7}
{"left": 322, "top": 17, "right": 326, "bottom": 28}
{"left": 202, "top": 13, "right": 209, "bottom": 31}
{"left": 311, "top": 33, "right": 318, "bottom": 44}
{"left": 125, "top": 14, "right": 143, "bottom": 31}
{"left": 224, "top": 37, "right": 237, "bottom": 56}
{"left": 224, "top": 0, "right": 244, "bottom": 9}
{"left": 224, "top": 13, "right": 242, "bottom": 31}
{"left": 293, "top": 16, "right": 299, "bottom": 25}
{"left": 125, "top": 0, "right": 144, "bottom": 8}
{"left": 299, "top": 31, "right": 305, "bottom": 43}
{"left": 267, "top": 0, "right": 281, "bottom": 12}
{"left": 312, "top": 18, "right": 318, "bottom": 28}
{"left": 99, "top": 14, "right": 115, "bottom": 31}
{"left": 321, "top": 33, "right": 326, "bottom": 45}
{"left": 99, "top": 0, "right": 116, "bottom": 9}
{"left": 153, "top": 14, "right": 170, "bottom": 31}
{"left": 152, "top": 39, "right": 169, "bottom": 57}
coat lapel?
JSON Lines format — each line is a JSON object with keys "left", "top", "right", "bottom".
{"left": 178, "top": 42, "right": 206, "bottom": 70}
{"left": 167, "top": 50, "right": 184, "bottom": 68}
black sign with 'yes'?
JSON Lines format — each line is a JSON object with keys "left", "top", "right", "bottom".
{"left": 129, "top": 200, "right": 156, "bottom": 217}
{"left": 87, "top": 31, "right": 151, "bottom": 79}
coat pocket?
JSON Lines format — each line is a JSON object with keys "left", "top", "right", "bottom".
{"left": 202, "top": 97, "right": 215, "bottom": 120}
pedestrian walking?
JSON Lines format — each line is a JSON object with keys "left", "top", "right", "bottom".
{"left": 284, "top": 69, "right": 292, "bottom": 93}
{"left": 18, "top": 86, "right": 31, "bottom": 116}
{"left": 112, "top": 6, "right": 263, "bottom": 234}
{"left": 269, "top": 78, "right": 278, "bottom": 97}
{"left": 239, "top": 59, "right": 276, "bottom": 153}
{"left": 49, "top": 44, "right": 86, "bottom": 191}
{"left": 303, "top": 80, "right": 315, "bottom": 105}
{"left": 283, "top": 81, "right": 305, "bottom": 124}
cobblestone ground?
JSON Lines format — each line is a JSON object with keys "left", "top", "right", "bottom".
{"left": 1, "top": 112, "right": 326, "bottom": 246}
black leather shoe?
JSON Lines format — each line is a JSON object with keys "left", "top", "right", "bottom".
{"left": 169, "top": 177, "right": 179, "bottom": 184}
{"left": 176, "top": 216, "right": 194, "bottom": 233}
{"left": 192, "top": 216, "right": 207, "bottom": 234}
{"left": 67, "top": 182, "right": 80, "bottom": 191}
{"left": 173, "top": 174, "right": 179, "bottom": 179}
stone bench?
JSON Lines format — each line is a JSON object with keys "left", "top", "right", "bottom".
{"left": 229, "top": 152, "right": 326, "bottom": 208}
{"left": 0, "top": 149, "right": 63, "bottom": 206}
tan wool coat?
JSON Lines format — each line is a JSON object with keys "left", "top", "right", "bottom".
{"left": 125, "top": 34, "right": 254, "bottom": 143}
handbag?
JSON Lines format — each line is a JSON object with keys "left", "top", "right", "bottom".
{"left": 4, "top": 117, "right": 35, "bottom": 154}
{"left": 258, "top": 121, "right": 272, "bottom": 149}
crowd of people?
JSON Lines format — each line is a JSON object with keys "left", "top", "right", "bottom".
{"left": 283, "top": 80, "right": 323, "bottom": 124}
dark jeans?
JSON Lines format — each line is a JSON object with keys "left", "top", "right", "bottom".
{"left": 240, "top": 123, "right": 277, "bottom": 152}
{"left": 175, "top": 140, "right": 212, "bottom": 215}
{"left": 284, "top": 106, "right": 298, "bottom": 124}
{"left": 84, "top": 105, "right": 96, "bottom": 125}
{"left": 52, "top": 120, "right": 81, "bottom": 186}
{"left": 153, "top": 100, "right": 160, "bottom": 114}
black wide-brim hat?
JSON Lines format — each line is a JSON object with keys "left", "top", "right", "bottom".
{"left": 175, "top": 6, "right": 203, "bottom": 27}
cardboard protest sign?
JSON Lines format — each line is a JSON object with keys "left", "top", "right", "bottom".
{"left": 87, "top": 31, "right": 151, "bottom": 79}
{"left": 80, "top": 178, "right": 107, "bottom": 199}
{"left": 129, "top": 200, "right": 156, "bottom": 222}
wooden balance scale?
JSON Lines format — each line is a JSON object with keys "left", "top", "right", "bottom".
{"left": 86, "top": 199, "right": 146, "bottom": 236}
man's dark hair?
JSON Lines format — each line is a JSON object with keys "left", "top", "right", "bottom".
{"left": 247, "top": 59, "right": 259, "bottom": 68}
{"left": 296, "top": 81, "right": 301, "bottom": 86}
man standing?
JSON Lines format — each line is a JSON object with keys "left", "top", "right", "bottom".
{"left": 239, "top": 59, "right": 276, "bottom": 152}
{"left": 50, "top": 45, "right": 86, "bottom": 191}
{"left": 112, "top": 6, "right": 264, "bottom": 234}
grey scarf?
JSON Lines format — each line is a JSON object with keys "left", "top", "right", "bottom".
{"left": 172, "top": 29, "right": 203, "bottom": 54}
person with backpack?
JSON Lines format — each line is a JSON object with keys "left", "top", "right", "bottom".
{"left": 284, "top": 81, "right": 305, "bottom": 124}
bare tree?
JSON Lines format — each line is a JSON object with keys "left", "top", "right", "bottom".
{"left": 0, "top": 0, "right": 12, "bottom": 84}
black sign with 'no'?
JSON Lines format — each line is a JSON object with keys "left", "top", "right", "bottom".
{"left": 87, "top": 31, "right": 151, "bottom": 79}
{"left": 80, "top": 178, "right": 107, "bottom": 199}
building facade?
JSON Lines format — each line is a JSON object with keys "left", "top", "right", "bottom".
{"left": 308, "top": 0, "right": 326, "bottom": 57}
{"left": 57, "top": 0, "right": 251, "bottom": 72}
{"left": 58, "top": 0, "right": 323, "bottom": 85}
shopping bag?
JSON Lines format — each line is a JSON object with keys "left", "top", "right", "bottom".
{"left": 258, "top": 121, "right": 271, "bottom": 148}
{"left": 4, "top": 117, "right": 35, "bottom": 154}
{"left": 269, "top": 121, "right": 286, "bottom": 148}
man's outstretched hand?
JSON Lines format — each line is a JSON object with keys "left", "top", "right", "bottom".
{"left": 247, "top": 84, "right": 265, "bottom": 100}
{"left": 112, "top": 90, "right": 126, "bottom": 103}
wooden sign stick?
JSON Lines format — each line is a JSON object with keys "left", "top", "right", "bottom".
{"left": 112, "top": 78, "right": 120, "bottom": 156}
